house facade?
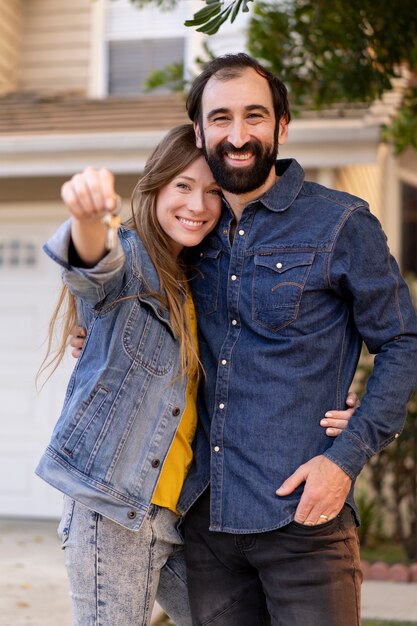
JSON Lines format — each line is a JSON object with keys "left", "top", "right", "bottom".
{"left": 0, "top": 0, "right": 416, "bottom": 519}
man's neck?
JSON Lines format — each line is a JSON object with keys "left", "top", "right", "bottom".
{"left": 223, "top": 167, "right": 278, "bottom": 222}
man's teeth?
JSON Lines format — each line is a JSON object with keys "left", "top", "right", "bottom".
{"left": 227, "top": 152, "right": 252, "bottom": 160}
{"left": 178, "top": 217, "right": 204, "bottom": 226}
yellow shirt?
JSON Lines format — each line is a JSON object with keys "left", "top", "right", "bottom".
{"left": 151, "top": 292, "right": 198, "bottom": 514}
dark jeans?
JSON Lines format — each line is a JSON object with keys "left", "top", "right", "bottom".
{"left": 184, "top": 490, "right": 362, "bottom": 626}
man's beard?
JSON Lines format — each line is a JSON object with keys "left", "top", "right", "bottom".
{"left": 201, "top": 134, "right": 278, "bottom": 195}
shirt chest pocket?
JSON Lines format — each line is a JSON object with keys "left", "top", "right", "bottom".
{"left": 252, "top": 251, "right": 315, "bottom": 331}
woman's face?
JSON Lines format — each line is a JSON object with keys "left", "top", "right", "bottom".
{"left": 156, "top": 156, "right": 222, "bottom": 257}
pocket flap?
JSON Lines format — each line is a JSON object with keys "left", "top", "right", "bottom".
{"left": 254, "top": 252, "right": 315, "bottom": 274}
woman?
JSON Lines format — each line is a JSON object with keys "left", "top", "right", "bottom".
{"left": 36, "top": 123, "right": 356, "bottom": 626}
{"left": 36, "top": 124, "right": 222, "bottom": 626}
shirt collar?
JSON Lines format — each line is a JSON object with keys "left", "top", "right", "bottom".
{"left": 260, "top": 158, "right": 305, "bottom": 213}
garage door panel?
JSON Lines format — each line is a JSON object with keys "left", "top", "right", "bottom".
{"left": 0, "top": 213, "right": 74, "bottom": 518}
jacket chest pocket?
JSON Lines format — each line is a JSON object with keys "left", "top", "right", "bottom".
{"left": 189, "top": 247, "right": 221, "bottom": 317}
{"left": 252, "top": 251, "right": 315, "bottom": 331}
{"left": 123, "top": 300, "right": 176, "bottom": 375}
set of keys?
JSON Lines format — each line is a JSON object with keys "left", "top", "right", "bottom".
{"left": 102, "top": 194, "right": 122, "bottom": 251}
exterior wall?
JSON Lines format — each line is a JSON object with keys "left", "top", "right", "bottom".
{"left": 18, "top": 0, "right": 91, "bottom": 95}
{"left": 0, "top": 0, "right": 22, "bottom": 95}
{"left": 90, "top": 0, "right": 252, "bottom": 97}
{"left": 336, "top": 162, "right": 382, "bottom": 222}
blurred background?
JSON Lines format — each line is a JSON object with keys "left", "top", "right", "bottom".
{"left": 0, "top": 0, "right": 416, "bottom": 580}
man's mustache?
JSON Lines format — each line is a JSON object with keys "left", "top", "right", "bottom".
{"left": 217, "top": 140, "right": 263, "bottom": 157}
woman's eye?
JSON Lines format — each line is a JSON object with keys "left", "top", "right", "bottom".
{"left": 209, "top": 189, "right": 222, "bottom": 196}
{"left": 176, "top": 182, "right": 190, "bottom": 190}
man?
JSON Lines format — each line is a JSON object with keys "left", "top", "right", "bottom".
{"left": 173, "top": 53, "right": 417, "bottom": 625}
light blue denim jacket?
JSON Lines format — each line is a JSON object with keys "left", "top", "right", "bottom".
{"left": 177, "top": 158, "right": 417, "bottom": 533}
{"left": 36, "top": 221, "right": 187, "bottom": 530}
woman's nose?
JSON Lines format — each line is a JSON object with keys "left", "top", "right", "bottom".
{"left": 188, "top": 192, "right": 206, "bottom": 214}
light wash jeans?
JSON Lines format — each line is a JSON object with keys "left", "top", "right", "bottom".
{"left": 58, "top": 496, "right": 192, "bottom": 626}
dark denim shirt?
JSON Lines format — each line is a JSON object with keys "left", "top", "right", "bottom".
{"left": 177, "top": 158, "right": 417, "bottom": 533}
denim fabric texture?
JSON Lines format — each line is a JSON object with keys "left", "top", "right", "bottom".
{"left": 178, "top": 158, "right": 417, "bottom": 533}
{"left": 36, "top": 221, "right": 188, "bottom": 531}
{"left": 59, "top": 496, "right": 191, "bottom": 626}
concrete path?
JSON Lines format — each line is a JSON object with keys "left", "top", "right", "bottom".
{"left": 1, "top": 518, "right": 416, "bottom": 625}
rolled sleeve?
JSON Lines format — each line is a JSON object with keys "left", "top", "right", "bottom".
{"left": 43, "top": 219, "right": 126, "bottom": 305}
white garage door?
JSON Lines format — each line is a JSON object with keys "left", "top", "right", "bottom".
{"left": 0, "top": 206, "right": 74, "bottom": 519}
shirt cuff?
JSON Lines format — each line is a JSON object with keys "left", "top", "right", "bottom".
{"left": 323, "top": 430, "right": 373, "bottom": 479}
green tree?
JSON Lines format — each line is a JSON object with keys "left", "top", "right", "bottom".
{"left": 246, "top": 1, "right": 417, "bottom": 153}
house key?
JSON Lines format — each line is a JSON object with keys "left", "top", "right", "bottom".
{"left": 102, "top": 195, "right": 122, "bottom": 251}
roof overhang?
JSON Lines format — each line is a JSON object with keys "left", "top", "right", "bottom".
{"left": 0, "top": 118, "right": 382, "bottom": 178}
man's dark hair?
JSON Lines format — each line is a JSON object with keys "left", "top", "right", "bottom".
{"left": 186, "top": 52, "right": 291, "bottom": 127}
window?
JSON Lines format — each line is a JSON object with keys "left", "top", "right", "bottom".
{"left": 108, "top": 38, "right": 184, "bottom": 96}
{"left": 401, "top": 182, "right": 417, "bottom": 274}
{"left": 0, "top": 240, "right": 38, "bottom": 268}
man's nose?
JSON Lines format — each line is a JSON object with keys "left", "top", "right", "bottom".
{"left": 228, "top": 120, "right": 250, "bottom": 148}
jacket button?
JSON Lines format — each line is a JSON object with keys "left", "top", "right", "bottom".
{"left": 172, "top": 407, "right": 181, "bottom": 416}
{"left": 127, "top": 510, "right": 136, "bottom": 519}
{"left": 151, "top": 459, "right": 160, "bottom": 468}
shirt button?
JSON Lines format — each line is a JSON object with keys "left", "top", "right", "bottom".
{"left": 276, "top": 262, "right": 283, "bottom": 269}
{"left": 231, "top": 319, "right": 237, "bottom": 326}
{"left": 394, "top": 432, "right": 400, "bottom": 439}
{"left": 151, "top": 459, "right": 160, "bottom": 468}
{"left": 213, "top": 446, "right": 220, "bottom": 452}
{"left": 172, "top": 407, "right": 181, "bottom": 416}
{"left": 219, "top": 403, "right": 225, "bottom": 409}
{"left": 238, "top": 229, "right": 245, "bottom": 236}
{"left": 223, "top": 228, "right": 228, "bottom": 235}
{"left": 221, "top": 359, "right": 227, "bottom": 365}
{"left": 127, "top": 510, "right": 137, "bottom": 519}
{"left": 231, "top": 275, "right": 237, "bottom": 281}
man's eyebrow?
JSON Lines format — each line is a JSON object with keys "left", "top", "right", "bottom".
{"left": 207, "top": 107, "right": 229, "bottom": 119}
{"left": 206, "top": 104, "right": 271, "bottom": 119}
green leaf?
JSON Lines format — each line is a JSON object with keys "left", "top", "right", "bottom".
{"left": 184, "top": 2, "right": 222, "bottom": 27}
{"left": 231, "top": 0, "right": 243, "bottom": 23}
{"left": 185, "top": 1, "right": 254, "bottom": 33}
{"left": 230, "top": 0, "right": 253, "bottom": 22}
{"left": 197, "top": 4, "right": 234, "bottom": 35}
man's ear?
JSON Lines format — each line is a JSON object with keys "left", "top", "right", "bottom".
{"left": 194, "top": 122, "right": 203, "bottom": 149}
{"left": 278, "top": 115, "right": 289, "bottom": 145}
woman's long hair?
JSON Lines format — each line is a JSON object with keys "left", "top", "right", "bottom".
{"left": 39, "top": 124, "right": 204, "bottom": 384}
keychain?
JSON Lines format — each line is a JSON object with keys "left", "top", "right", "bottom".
{"left": 102, "top": 195, "right": 122, "bottom": 251}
